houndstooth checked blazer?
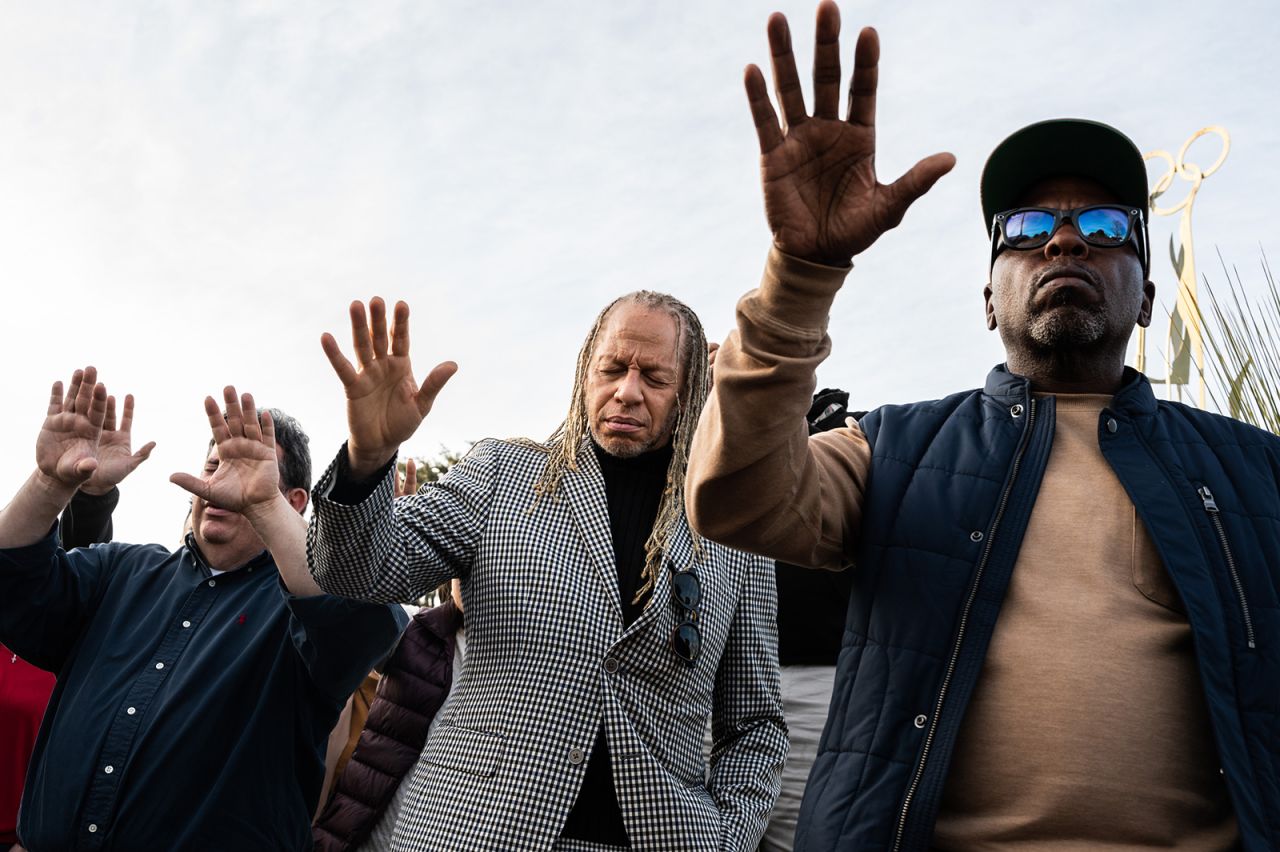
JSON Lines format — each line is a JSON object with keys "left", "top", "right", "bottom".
{"left": 307, "top": 437, "right": 786, "bottom": 852}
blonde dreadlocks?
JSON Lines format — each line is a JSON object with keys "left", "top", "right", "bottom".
{"left": 529, "top": 291, "right": 710, "bottom": 601}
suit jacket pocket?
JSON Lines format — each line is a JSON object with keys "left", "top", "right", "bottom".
{"left": 422, "top": 724, "right": 508, "bottom": 777}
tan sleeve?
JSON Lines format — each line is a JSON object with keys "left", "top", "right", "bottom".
{"left": 686, "top": 246, "right": 870, "bottom": 572}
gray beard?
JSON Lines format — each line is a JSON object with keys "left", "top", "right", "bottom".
{"left": 589, "top": 406, "right": 679, "bottom": 460}
{"left": 1026, "top": 305, "right": 1106, "bottom": 349}
{"left": 593, "top": 432, "right": 652, "bottom": 459}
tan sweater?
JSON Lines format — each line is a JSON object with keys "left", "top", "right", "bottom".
{"left": 686, "top": 248, "right": 867, "bottom": 571}
{"left": 932, "top": 395, "right": 1236, "bottom": 849}
{"left": 687, "top": 248, "right": 1237, "bottom": 848}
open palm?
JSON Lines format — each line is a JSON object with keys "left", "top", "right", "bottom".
{"left": 170, "top": 388, "right": 281, "bottom": 516}
{"left": 747, "top": 2, "right": 954, "bottom": 266}
{"left": 81, "top": 394, "right": 156, "bottom": 496}
{"left": 321, "top": 297, "right": 457, "bottom": 477}
{"left": 37, "top": 367, "right": 109, "bottom": 489}
{"left": 195, "top": 437, "right": 279, "bottom": 514}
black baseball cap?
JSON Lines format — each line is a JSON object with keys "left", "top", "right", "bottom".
{"left": 980, "top": 118, "right": 1149, "bottom": 232}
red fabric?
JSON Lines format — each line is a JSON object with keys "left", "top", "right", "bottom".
{"left": 0, "top": 643, "right": 56, "bottom": 844}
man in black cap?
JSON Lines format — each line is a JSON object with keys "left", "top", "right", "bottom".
{"left": 686, "top": 2, "right": 1278, "bottom": 850}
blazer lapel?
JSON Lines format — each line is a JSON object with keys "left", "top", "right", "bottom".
{"left": 622, "top": 518, "right": 694, "bottom": 640}
{"left": 561, "top": 442, "right": 624, "bottom": 622}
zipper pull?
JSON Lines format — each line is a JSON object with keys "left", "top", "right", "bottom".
{"left": 1197, "top": 486, "right": 1219, "bottom": 513}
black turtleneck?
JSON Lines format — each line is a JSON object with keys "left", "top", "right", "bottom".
{"left": 594, "top": 440, "right": 672, "bottom": 626}
{"left": 560, "top": 440, "right": 672, "bottom": 845}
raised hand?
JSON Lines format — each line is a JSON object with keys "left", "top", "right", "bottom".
{"left": 169, "top": 387, "right": 281, "bottom": 520}
{"left": 746, "top": 1, "right": 954, "bottom": 266}
{"left": 81, "top": 394, "right": 157, "bottom": 496}
{"left": 321, "top": 298, "right": 457, "bottom": 478}
{"left": 37, "top": 367, "right": 109, "bottom": 495}
{"left": 394, "top": 457, "right": 420, "bottom": 498}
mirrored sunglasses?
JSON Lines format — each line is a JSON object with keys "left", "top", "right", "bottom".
{"left": 990, "top": 204, "right": 1145, "bottom": 268}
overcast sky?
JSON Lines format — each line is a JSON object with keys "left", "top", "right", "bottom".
{"left": 1, "top": 0, "right": 1276, "bottom": 545}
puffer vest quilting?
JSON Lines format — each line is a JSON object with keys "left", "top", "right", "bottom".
{"left": 313, "top": 600, "right": 462, "bottom": 852}
{"left": 795, "top": 366, "right": 1279, "bottom": 852}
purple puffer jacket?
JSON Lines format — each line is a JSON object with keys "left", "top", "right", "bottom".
{"left": 313, "top": 599, "right": 462, "bottom": 852}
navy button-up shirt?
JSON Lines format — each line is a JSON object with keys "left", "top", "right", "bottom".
{"left": 0, "top": 527, "right": 407, "bottom": 851}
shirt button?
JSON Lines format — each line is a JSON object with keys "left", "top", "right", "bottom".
{"left": 155, "top": 662, "right": 165, "bottom": 670}
{"left": 208, "top": 579, "right": 217, "bottom": 587}
{"left": 126, "top": 707, "right": 137, "bottom": 715}
{"left": 1106, "top": 417, "right": 1118, "bottom": 433}
{"left": 604, "top": 657, "right": 620, "bottom": 674}
{"left": 568, "top": 748, "right": 585, "bottom": 765}
{"left": 88, "top": 824, "right": 98, "bottom": 833}
{"left": 182, "top": 620, "right": 192, "bottom": 628}
{"left": 104, "top": 765, "right": 114, "bottom": 774}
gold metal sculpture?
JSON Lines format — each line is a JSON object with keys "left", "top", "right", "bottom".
{"left": 1138, "top": 126, "right": 1230, "bottom": 408}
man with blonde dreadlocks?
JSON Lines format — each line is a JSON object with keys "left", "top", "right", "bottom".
{"left": 305, "top": 294, "right": 786, "bottom": 852}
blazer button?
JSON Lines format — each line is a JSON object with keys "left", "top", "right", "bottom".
{"left": 568, "top": 748, "right": 585, "bottom": 765}
{"left": 604, "top": 657, "right": 620, "bottom": 674}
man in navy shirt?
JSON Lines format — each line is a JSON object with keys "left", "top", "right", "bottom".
{"left": 0, "top": 368, "right": 407, "bottom": 852}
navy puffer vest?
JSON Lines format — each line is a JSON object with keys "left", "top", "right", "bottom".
{"left": 795, "top": 366, "right": 1279, "bottom": 852}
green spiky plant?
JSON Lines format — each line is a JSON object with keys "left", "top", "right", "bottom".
{"left": 1195, "top": 249, "right": 1280, "bottom": 434}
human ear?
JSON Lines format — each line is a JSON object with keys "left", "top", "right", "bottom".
{"left": 285, "top": 487, "right": 309, "bottom": 515}
{"left": 1136, "top": 279, "right": 1156, "bottom": 328}
{"left": 983, "top": 283, "right": 997, "bottom": 331}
